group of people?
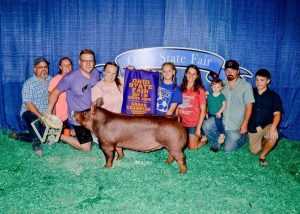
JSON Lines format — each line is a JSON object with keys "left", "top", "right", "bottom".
{"left": 202, "top": 60, "right": 283, "bottom": 166}
{"left": 11, "top": 48, "right": 283, "bottom": 166}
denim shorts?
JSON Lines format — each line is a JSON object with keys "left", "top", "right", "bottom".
{"left": 186, "top": 126, "right": 196, "bottom": 135}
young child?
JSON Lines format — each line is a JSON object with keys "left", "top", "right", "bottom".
{"left": 156, "top": 62, "right": 182, "bottom": 115}
{"left": 177, "top": 65, "right": 206, "bottom": 150}
{"left": 207, "top": 79, "right": 226, "bottom": 144}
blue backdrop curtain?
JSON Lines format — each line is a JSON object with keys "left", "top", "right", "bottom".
{"left": 0, "top": 0, "right": 299, "bottom": 140}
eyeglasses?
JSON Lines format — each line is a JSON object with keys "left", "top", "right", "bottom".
{"left": 80, "top": 59, "right": 94, "bottom": 64}
{"left": 35, "top": 66, "right": 48, "bottom": 69}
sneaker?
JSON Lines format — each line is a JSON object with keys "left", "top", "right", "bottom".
{"left": 34, "top": 149, "right": 43, "bottom": 157}
{"left": 218, "top": 135, "right": 225, "bottom": 144}
{"left": 47, "top": 135, "right": 56, "bottom": 145}
{"left": 210, "top": 147, "right": 219, "bottom": 153}
{"left": 47, "top": 139, "right": 56, "bottom": 145}
{"left": 8, "top": 130, "right": 17, "bottom": 140}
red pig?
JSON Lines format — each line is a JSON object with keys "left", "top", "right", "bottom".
{"left": 73, "top": 98, "right": 187, "bottom": 174}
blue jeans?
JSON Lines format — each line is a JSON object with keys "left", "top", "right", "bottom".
{"left": 202, "top": 117, "right": 247, "bottom": 152}
{"left": 208, "top": 113, "right": 224, "bottom": 134}
{"left": 21, "top": 111, "right": 45, "bottom": 151}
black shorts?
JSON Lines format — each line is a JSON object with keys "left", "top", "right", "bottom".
{"left": 73, "top": 125, "right": 93, "bottom": 144}
{"left": 62, "top": 120, "right": 70, "bottom": 130}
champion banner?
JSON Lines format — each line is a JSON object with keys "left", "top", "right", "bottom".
{"left": 121, "top": 69, "right": 159, "bottom": 114}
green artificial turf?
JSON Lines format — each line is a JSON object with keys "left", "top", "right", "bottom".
{"left": 0, "top": 130, "right": 299, "bottom": 213}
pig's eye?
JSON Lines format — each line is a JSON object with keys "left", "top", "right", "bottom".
{"left": 83, "top": 112, "right": 88, "bottom": 117}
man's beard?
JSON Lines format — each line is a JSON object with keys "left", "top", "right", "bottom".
{"left": 227, "top": 75, "right": 234, "bottom": 81}
{"left": 38, "top": 71, "right": 48, "bottom": 80}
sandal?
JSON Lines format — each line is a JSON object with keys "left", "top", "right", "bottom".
{"left": 200, "top": 135, "right": 207, "bottom": 142}
{"left": 259, "top": 158, "right": 268, "bottom": 166}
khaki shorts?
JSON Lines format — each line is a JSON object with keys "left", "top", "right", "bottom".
{"left": 248, "top": 124, "right": 274, "bottom": 154}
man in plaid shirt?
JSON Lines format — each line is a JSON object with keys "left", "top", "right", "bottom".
{"left": 18, "top": 57, "right": 52, "bottom": 157}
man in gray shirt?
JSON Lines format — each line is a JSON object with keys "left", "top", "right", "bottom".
{"left": 203, "top": 60, "right": 254, "bottom": 152}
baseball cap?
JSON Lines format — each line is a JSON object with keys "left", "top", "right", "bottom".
{"left": 34, "top": 57, "right": 50, "bottom": 67}
{"left": 225, "top": 60, "right": 239, "bottom": 70}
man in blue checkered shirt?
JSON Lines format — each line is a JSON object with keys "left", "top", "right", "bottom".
{"left": 18, "top": 57, "right": 52, "bottom": 157}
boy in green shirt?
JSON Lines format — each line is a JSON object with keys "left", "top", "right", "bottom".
{"left": 207, "top": 79, "right": 226, "bottom": 146}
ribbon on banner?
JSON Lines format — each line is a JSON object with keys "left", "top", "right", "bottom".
{"left": 121, "top": 69, "right": 159, "bottom": 114}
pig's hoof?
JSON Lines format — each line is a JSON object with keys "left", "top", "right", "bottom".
{"left": 180, "top": 169, "right": 187, "bottom": 174}
{"left": 104, "top": 164, "right": 112, "bottom": 168}
{"left": 165, "top": 155, "right": 174, "bottom": 164}
{"left": 116, "top": 155, "right": 124, "bottom": 160}
{"left": 165, "top": 159, "right": 174, "bottom": 164}
{"left": 179, "top": 165, "right": 187, "bottom": 174}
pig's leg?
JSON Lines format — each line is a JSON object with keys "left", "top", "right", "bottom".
{"left": 170, "top": 149, "right": 187, "bottom": 174}
{"left": 165, "top": 149, "right": 175, "bottom": 164}
{"left": 102, "top": 147, "right": 115, "bottom": 168}
{"left": 116, "top": 147, "right": 124, "bottom": 160}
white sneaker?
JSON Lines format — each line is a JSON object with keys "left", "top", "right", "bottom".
{"left": 34, "top": 149, "right": 43, "bottom": 157}
{"left": 218, "top": 135, "right": 225, "bottom": 144}
{"left": 47, "top": 135, "right": 56, "bottom": 145}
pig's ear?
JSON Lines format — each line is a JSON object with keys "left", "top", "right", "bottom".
{"left": 95, "top": 97, "right": 104, "bottom": 107}
{"left": 92, "top": 105, "right": 96, "bottom": 115}
{"left": 90, "top": 103, "right": 96, "bottom": 115}
{"left": 99, "top": 97, "right": 104, "bottom": 106}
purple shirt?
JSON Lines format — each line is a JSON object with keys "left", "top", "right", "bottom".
{"left": 57, "top": 68, "right": 100, "bottom": 125}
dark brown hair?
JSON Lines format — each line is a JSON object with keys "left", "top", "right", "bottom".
{"left": 181, "top": 64, "right": 204, "bottom": 93}
{"left": 58, "top": 57, "right": 72, "bottom": 74}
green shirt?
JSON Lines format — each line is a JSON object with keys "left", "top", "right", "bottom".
{"left": 207, "top": 93, "right": 226, "bottom": 115}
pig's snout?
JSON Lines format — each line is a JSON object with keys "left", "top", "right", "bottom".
{"left": 72, "top": 109, "right": 91, "bottom": 125}
{"left": 72, "top": 111, "right": 81, "bottom": 123}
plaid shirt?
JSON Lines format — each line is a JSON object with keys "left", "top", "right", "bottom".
{"left": 20, "top": 75, "right": 52, "bottom": 116}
